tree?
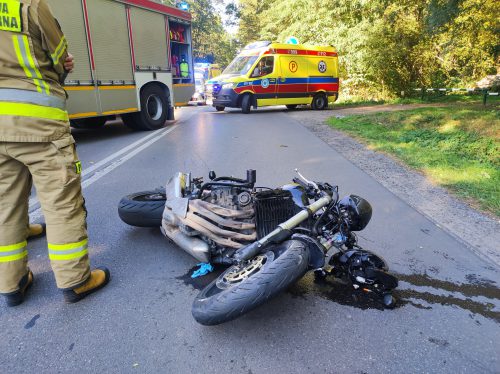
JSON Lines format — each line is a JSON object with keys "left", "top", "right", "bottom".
{"left": 184, "top": 0, "right": 237, "bottom": 66}
{"left": 236, "top": 0, "right": 272, "bottom": 48}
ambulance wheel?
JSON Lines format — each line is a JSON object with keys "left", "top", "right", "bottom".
{"left": 215, "top": 106, "right": 225, "bottom": 112}
{"left": 241, "top": 94, "right": 252, "bottom": 114}
{"left": 311, "top": 93, "right": 327, "bottom": 110}
{"left": 123, "top": 85, "right": 169, "bottom": 131}
{"left": 286, "top": 105, "right": 298, "bottom": 110}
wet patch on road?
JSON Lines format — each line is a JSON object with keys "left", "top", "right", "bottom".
{"left": 288, "top": 272, "right": 398, "bottom": 311}
{"left": 428, "top": 337, "right": 450, "bottom": 347}
{"left": 397, "top": 272, "right": 500, "bottom": 322}
{"left": 24, "top": 314, "right": 40, "bottom": 329}
{"left": 177, "top": 264, "right": 499, "bottom": 322}
{"left": 176, "top": 265, "right": 224, "bottom": 290}
{"left": 287, "top": 271, "right": 500, "bottom": 322}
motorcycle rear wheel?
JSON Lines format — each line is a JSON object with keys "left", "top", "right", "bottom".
{"left": 118, "top": 189, "right": 166, "bottom": 227}
{"left": 192, "top": 240, "right": 309, "bottom": 325}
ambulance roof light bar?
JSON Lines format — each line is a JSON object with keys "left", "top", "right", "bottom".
{"left": 243, "top": 41, "right": 272, "bottom": 50}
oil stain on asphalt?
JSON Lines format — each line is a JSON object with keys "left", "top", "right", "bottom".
{"left": 288, "top": 271, "right": 500, "bottom": 322}
{"left": 177, "top": 265, "right": 499, "bottom": 322}
{"left": 24, "top": 314, "right": 40, "bottom": 329}
{"left": 176, "top": 265, "right": 224, "bottom": 291}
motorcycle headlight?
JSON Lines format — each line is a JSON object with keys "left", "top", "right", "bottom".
{"left": 221, "top": 82, "right": 235, "bottom": 89}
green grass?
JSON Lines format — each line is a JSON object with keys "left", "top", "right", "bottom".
{"left": 327, "top": 105, "right": 500, "bottom": 217}
{"left": 332, "top": 92, "right": 499, "bottom": 107}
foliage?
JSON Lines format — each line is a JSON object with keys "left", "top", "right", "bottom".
{"left": 235, "top": 0, "right": 272, "bottom": 48}
{"left": 228, "top": 0, "right": 499, "bottom": 98}
{"left": 328, "top": 105, "right": 500, "bottom": 215}
{"left": 183, "top": 0, "right": 237, "bottom": 67}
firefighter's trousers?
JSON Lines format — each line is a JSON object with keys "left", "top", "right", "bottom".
{"left": 0, "top": 137, "right": 90, "bottom": 293}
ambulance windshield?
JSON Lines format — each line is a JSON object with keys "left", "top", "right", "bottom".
{"left": 223, "top": 55, "right": 259, "bottom": 75}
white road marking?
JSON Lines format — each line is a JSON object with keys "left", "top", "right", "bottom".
{"left": 27, "top": 127, "right": 165, "bottom": 209}
{"left": 29, "top": 125, "right": 178, "bottom": 221}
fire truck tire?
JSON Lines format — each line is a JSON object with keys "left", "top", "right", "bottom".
{"left": 215, "top": 106, "right": 225, "bottom": 112}
{"left": 70, "top": 116, "right": 108, "bottom": 129}
{"left": 241, "top": 94, "right": 252, "bottom": 114}
{"left": 311, "top": 93, "right": 327, "bottom": 110}
{"left": 123, "top": 85, "right": 169, "bottom": 131}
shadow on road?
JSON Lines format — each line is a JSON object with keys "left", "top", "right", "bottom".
{"left": 70, "top": 119, "right": 133, "bottom": 144}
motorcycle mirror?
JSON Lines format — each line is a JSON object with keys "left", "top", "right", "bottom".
{"left": 209, "top": 170, "right": 216, "bottom": 180}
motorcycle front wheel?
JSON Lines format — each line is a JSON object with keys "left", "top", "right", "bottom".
{"left": 192, "top": 240, "right": 309, "bottom": 326}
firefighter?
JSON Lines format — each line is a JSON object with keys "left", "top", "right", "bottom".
{"left": 0, "top": 0, "right": 110, "bottom": 307}
{"left": 180, "top": 55, "right": 189, "bottom": 78}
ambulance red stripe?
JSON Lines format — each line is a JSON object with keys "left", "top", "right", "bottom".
{"left": 234, "top": 83, "right": 338, "bottom": 95}
{"left": 264, "top": 49, "right": 337, "bottom": 57}
{"left": 308, "top": 83, "right": 339, "bottom": 91}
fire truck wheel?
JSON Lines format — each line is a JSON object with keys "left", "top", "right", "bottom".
{"left": 123, "top": 85, "right": 169, "bottom": 131}
{"left": 70, "top": 116, "right": 108, "bottom": 129}
{"left": 241, "top": 94, "right": 252, "bottom": 114}
{"left": 215, "top": 106, "right": 225, "bottom": 112}
{"left": 311, "top": 93, "right": 327, "bottom": 110}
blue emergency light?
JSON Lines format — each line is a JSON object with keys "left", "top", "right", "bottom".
{"left": 285, "top": 36, "right": 300, "bottom": 45}
{"left": 178, "top": 2, "right": 189, "bottom": 11}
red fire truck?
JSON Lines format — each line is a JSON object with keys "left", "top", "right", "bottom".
{"left": 47, "top": 0, "right": 195, "bottom": 130}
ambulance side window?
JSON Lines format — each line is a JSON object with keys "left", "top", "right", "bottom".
{"left": 251, "top": 56, "right": 274, "bottom": 78}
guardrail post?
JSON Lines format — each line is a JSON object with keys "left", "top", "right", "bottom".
{"left": 483, "top": 90, "right": 487, "bottom": 106}
{"left": 421, "top": 87, "right": 425, "bottom": 101}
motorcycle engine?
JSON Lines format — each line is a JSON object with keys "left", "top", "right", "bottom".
{"left": 204, "top": 186, "right": 254, "bottom": 212}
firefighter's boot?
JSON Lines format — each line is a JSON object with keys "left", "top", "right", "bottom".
{"left": 27, "top": 223, "right": 46, "bottom": 240}
{"left": 3, "top": 270, "right": 34, "bottom": 307}
{"left": 63, "top": 267, "right": 110, "bottom": 303}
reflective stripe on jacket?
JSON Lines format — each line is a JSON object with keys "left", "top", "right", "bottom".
{"left": 0, "top": 0, "right": 71, "bottom": 142}
{"left": 180, "top": 62, "right": 189, "bottom": 77}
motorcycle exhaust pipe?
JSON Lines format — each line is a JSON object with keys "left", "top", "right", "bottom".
{"left": 161, "top": 218, "right": 210, "bottom": 263}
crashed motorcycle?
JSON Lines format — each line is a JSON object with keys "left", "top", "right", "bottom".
{"left": 118, "top": 169, "right": 398, "bottom": 325}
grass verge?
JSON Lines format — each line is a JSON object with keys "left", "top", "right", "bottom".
{"left": 327, "top": 105, "right": 500, "bottom": 217}
{"left": 332, "top": 93, "right": 499, "bottom": 108}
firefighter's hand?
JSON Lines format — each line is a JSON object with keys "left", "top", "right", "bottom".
{"left": 64, "top": 53, "right": 74, "bottom": 73}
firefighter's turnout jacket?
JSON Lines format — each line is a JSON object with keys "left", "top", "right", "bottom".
{"left": 0, "top": 0, "right": 90, "bottom": 293}
{"left": 0, "top": 0, "right": 69, "bottom": 141}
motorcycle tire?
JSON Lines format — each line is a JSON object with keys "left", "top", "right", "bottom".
{"left": 118, "top": 189, "right": 166, "bottom": 227}
{"left": 192, "top": 239, "right": 309, "bottom": 326}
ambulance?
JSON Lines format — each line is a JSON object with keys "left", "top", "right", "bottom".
{"left": 211, "top": 41, "right": 339, "bottom": 113}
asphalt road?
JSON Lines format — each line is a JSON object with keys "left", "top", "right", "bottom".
{"left": 1, "top": 106, "right": 499, "bottom": 374}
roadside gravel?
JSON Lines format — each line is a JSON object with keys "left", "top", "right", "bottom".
{"left": 287, "top": 104, "right": 500, "bottom": 267}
